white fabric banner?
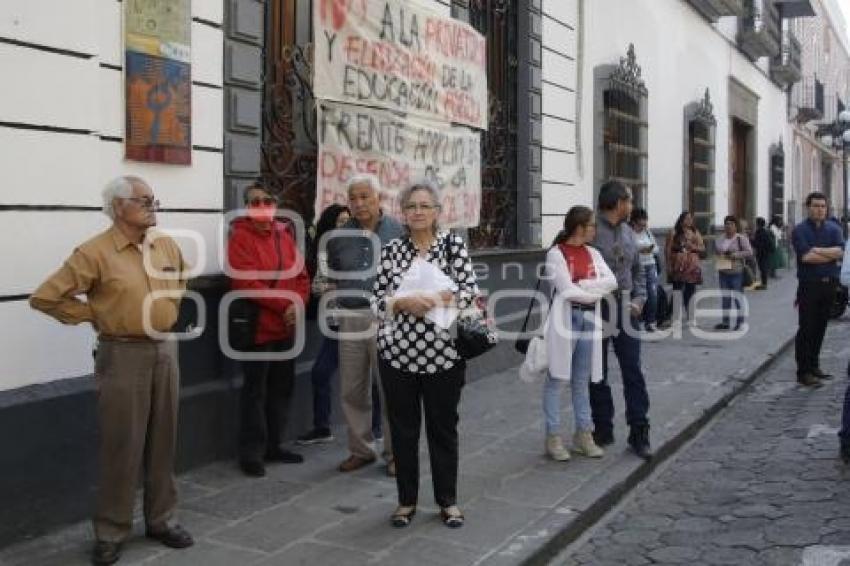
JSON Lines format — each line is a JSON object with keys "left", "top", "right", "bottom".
{"left": 313, "top": 0, "right": 488, "bottom": 130}
{"left": 315, "top": 100, "right": 482, "bottom": 228}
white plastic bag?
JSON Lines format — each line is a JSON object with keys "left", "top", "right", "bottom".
{"left": 519, "top": 337, "right": 548, "bottom": 383}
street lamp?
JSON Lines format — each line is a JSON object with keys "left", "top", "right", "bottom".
{"left": 841, "top": 110, "right": 850, "bottom": 238}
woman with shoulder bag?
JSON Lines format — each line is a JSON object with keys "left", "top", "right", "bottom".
{"left": 542, "top": 206, "right": 618, "bottom": 462}
{"left": 713, "top": 215, "right": 753, "bottom": 331}
{"left": 665, "top": 211, "right": 705, "bottom": 326}
{"left": 296, "top": 204, "right": 350, "bottom": 445}
{"left": 371, "top": 181, "right": 479, "bottom": 530}
{"left": 227, "top": 181, "right": 311, "bottom": 477}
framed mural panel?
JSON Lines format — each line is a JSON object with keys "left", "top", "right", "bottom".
{"left": 124, "top": 0, "right": 192, "bottom": 165}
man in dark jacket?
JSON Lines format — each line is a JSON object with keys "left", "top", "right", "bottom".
{"left": 328, "top": 175, "right": 404, "bottom": 475}
{"left": 751, "top": 217, "right": 775, "bottom": 290}
{"left": 590, "top": 180, "right": 652, "bottom": 459}
{"left": 792, "top": 192, "right": 845, "bottom": 387}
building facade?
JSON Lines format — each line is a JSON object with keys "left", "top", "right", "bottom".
{"left": 0, "top": 0, "right": 573, "bottom": 543}
{"left": 3, "top": 0, "right": 846, "bottom": 545}
{"left": 541, "top": 0, "right": 821, "bottom": 243}
{"left": 788, "top": 0, "right": 850, "bottom": 224}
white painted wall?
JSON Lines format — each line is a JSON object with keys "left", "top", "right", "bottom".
{"left": 0, "top": 0, "right": 224, "bottom": 391}
{"left": 541, "top": 0, "right": 792, "bottom": 244}
{"left": 541, "top": 0, "right": 580, "bottom": 242}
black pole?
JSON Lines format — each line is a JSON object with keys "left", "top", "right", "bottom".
{"left": 844, "top": 139, "right": 849, "bottom": 239}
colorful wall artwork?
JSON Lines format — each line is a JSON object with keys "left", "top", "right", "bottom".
{"left": 124, "top": 0, "right": 192, "bottom": 165}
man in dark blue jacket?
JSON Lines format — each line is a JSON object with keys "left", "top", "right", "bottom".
{"left": 791, "top": 192, "right": 845, "bottom": 388}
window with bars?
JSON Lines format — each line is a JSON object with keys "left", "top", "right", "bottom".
{"left": 684, "top": 89, "right": 717, "bottom": 236}
{"left": 597, "top": 44, "right": 649, "bottom": 209}
{"left": 461, "top": 0, "right": 519, "bottom": 249}
{"left": 263, "top": 0, "right": 519, "bottom": 247}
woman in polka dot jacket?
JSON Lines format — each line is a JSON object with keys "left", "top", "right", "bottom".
{"left": 371, "top": 181, "right": 479, "bottom": 530}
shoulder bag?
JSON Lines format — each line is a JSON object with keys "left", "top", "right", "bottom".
{"left": 228, "top": 230, "right": 283, "bottom": 351}
{"left": 441, "top": 235, "right": 498, "bottom": 360}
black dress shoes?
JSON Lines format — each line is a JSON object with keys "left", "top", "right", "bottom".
{"left": 628, "top": 425, "right": 653, "bottom": 460}
{"left": 240, "top": 460, "right": 266, "bottom": 477}
{"left": 812, "top": 368, "right": 833, "bottom": 380}
{"left": 265, "top": 447, "right": 304, "bottom": 464}
{"left": 91, "top": 541, "right": 121, "bottom": 565}
{"left": 797, "top": 373, "right": 823, "bottom": 388}
{"left": 592, "top": 428, "right": 615, "bottom": 447}
{"left": 145, "top": 524, "right": 194, "bottom": 549}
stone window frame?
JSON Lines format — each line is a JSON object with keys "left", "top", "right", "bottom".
{"left": 682, "top": 88, "right": 717, "bottom": 237}
{"left": 593, "top": 44, "right": 649, "bottom": 210}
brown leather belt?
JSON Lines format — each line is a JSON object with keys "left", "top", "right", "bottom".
{"left": 99, "top": 334, "right": 162, "bottom": 343}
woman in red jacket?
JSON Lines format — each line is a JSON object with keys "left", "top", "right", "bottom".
{"left": 228, "top": 181, "right": 311, "bottom": 477}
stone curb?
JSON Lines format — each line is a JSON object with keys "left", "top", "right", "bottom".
{"left": 521, "top": 334, "right": 797, "bottom": 566}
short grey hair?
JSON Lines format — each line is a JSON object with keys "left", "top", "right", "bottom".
{"left": 399, "top": 181, "right": 442, "bottom": 232}
{"left": 102, "top": 176, "right": 146, "bottom": 219}
{"left": 347, "top": 174, "right": 380, "bottom": 194}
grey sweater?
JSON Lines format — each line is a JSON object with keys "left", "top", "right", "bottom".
{"left": 591, "top": 214, "right": 647, "bottom": 305}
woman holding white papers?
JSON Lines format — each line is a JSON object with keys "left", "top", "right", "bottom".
{"left": 371, "top": 181, "right": 478, "bottom": 530}
{"left": 543, "top": 206, "right": 618, "bottom": 462}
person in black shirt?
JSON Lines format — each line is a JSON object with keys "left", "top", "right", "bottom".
{"left": 791, "top": 192, "right": 845, "bottom": 387}
{"left": 751, "top": 217, "right": 775, "bottom": 290}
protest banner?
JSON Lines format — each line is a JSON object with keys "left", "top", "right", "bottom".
{"left": 315, "top": 100, "right": 481, "bottom": 227}
{"left": 313, "top": 0, "right": 488, "bottom": 130}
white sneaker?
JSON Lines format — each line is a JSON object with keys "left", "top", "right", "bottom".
{"left": 546, "top": 434, "right": 571, "bottom": 461}
{"left": 572, "top": 431, "right": 604, "bottom": 458}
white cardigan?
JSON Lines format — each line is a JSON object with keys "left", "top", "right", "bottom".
{"left": 544, "top": 245, "right": 619, "bottom": 382}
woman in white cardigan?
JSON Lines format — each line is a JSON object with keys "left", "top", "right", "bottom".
{"left": 543, "top": 206, "right": 618, "bottom": 461}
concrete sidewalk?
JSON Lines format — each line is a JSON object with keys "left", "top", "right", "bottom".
{"left": 0, "top": 274, "right": 803, "bottom": 566}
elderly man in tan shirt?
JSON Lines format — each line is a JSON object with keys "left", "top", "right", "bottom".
{"left": 30, "top": 176, "right": 193, "bottom": 565}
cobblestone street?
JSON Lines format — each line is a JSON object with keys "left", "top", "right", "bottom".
{"left": 562, "top": 316, "right": 850, "bottom": 566}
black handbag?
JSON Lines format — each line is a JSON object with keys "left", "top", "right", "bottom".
{"left": 228, "top": 298, "right": 261, "bottom": 351}
{"left": 454, "top": 308, "right": 498, "bottom": 360}
{"left": 515, "top": 278, "right": 543, "bottom": 354}
{"left": 227, "top": 229, "right": 283, "bottom": 350}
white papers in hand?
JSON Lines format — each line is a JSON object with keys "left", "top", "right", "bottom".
{"left": 394, "top": 258, "right": 459, "bottom": 329}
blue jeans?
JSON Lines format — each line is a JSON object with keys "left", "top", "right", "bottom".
{"left": 642, "top": 264, "right": 658, "bottom": 324}
{"left": 718, "top": 271, "right": 744, "bottom": 327}
{"left": 672, "top": 281, "right": 697, "bottom": 318}
{"left": 543, "top": 308, "right": 595, "bottom": 434}
{"left": 589, "top": 297, "right": 650, "bottom": 432}
{"left": 310, "top": 336, "right": 339, "bottom": 430}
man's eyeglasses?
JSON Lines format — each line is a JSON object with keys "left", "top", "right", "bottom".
{"left": 403, "top": 203, "right": 437, "bottom": 212}
{"left": 247, "top": 197, "right": 278, "bottom": 207}
{"left": 124, "top": 197, "right": 160, "bottom": 210}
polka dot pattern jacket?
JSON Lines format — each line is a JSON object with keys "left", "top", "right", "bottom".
{"left": 371, "top": 232, "right": 479, "bottom": 375}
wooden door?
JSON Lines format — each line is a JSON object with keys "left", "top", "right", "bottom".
{"left": 730, "top": 120, "right": 749, "bottom": 220}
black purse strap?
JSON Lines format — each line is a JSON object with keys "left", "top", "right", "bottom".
{"left": 269, "top": 226, "right": 284, "bottom": 287}
{"left": 518, "top": 277, "right": 543, "bottom": 335}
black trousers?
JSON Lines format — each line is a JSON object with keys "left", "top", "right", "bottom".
{"left": 239, "top": 340, "right": 295, "bottom": 462}
{"left": 379, "top": 360, "right": 464, "bottom": 508}
{"left": 757, "top": 256, "right": 770, "bottom": 287}
{"left": 590, "top": 297, "right": 650, "bottom": 433}
{"left": 671, "top": 281, "right": 696, "bottom": 316}
{"left": 795, "top": 280, "right": 836, "bottom": 378}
